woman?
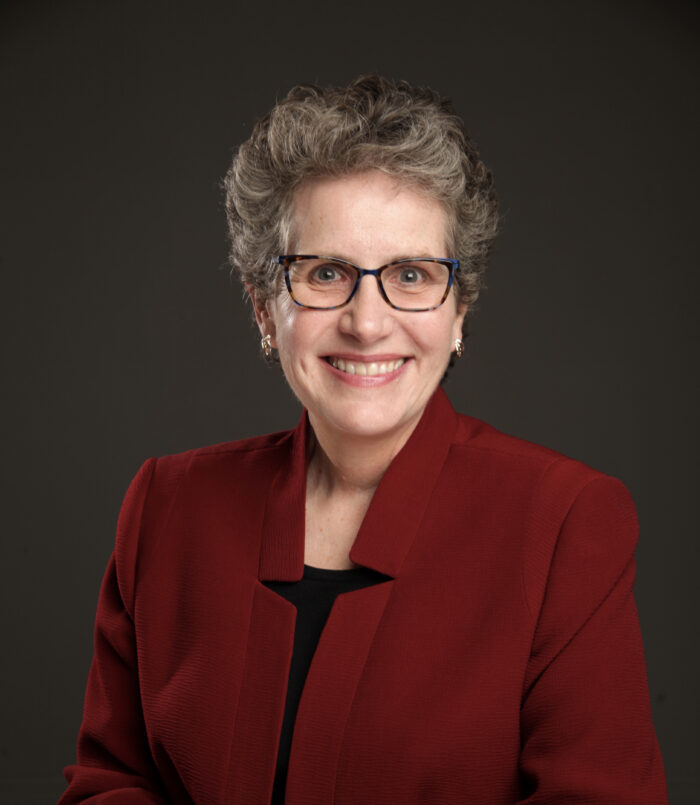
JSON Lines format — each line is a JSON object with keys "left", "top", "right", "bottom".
{"left": 60, "top": 75, "right": 667, "bottom": 804}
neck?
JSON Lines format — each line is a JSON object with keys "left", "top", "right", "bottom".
{"left": 306, "top": 413, "right": 420, "bottom": 495}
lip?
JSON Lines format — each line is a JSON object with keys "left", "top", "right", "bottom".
{"left": 323, "top": 353, "right": 407, "bottom": 362}
{"left": 321, "top": 355, "right": 410, "bottom": 386}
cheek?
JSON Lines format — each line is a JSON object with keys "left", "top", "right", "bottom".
{"left": 269, "top": 296, "right": 300, "bottom": 348}
{"left": 275, "top": 315, "right": 322, "bottom": 373}
{"left": 413, "top": 315, "right": 460, "bottom": 355}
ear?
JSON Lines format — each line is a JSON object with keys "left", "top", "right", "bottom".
{"left": 452, "top": 302, "right": 468, "bottom": 345}
{"left": 245, "top": 283, "right": 278, "bottom": 347}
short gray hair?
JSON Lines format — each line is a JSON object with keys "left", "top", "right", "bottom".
{"left": 223, "top": 74, "right": 498, "bottom": 310}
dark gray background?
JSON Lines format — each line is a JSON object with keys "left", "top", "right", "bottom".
{"left": 1, "top": 0, "right": 698, "bottom": 802}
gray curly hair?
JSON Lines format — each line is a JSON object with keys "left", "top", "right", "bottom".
{"left": 223, "top": 74, "right": 498, "bottom": 311}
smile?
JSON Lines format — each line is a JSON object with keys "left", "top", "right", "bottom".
{"left": 326, "top": 357, "right": 406, "bottom": 376}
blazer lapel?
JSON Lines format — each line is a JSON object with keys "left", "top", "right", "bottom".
{"left": 228, "top": 388, "right": 458, "bottom": 803}
{"left": 349, "top": 386, "right": 458, "bottom": 577}
{"left": 285, "top": 581, "right": 394, "bottom": 805}
{"left": 225, "top": 583, "right": 297, "bottom": 805}
{"left": 217, "top": 415, "right": 306, "bottom": 804}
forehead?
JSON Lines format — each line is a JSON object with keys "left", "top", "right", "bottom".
{"left": 289, "top": 171, "right": 448, "bottom": 260}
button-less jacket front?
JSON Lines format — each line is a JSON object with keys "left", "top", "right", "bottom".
{"left": 61, "top": 388, "right": 667, "bottom": 804}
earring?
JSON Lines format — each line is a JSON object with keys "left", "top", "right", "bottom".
{"left": 454, "top": 337, "right": 464, "bottom": 358}
{"left": 261, "top": 334, "right": 272, "bottom": 358}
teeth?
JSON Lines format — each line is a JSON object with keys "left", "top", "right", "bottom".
{"left": 328, "top": 358, "right": 405, "bottom": 376}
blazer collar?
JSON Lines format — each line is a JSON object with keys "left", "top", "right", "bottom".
{"left": 258, "top": 386, "right": 459, "bottom": 582}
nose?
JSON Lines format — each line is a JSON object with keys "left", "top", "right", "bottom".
{"left": 338, "top": 272, "right": 394, "bottom": 343}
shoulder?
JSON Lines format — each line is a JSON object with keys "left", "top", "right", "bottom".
{"left": 137, "top": 427, "right": 296, "bottom": 493}
{"left": 453, "top": 411, "right": 579, "bottom": 470}
{"left": 447, "top": 411, "right": 638, "bottom": 569}
{"left": 438, "top": 410, "right": 640, "bottom": 630}
{"left": 120, "top": 428, "right": 296, "bottom": 523}
{"left": 451, "top": 412, "right": 638, "bottom": 612}
{"left": 450, "top": 410, "right": 630, "bottom": 502}
{"left": 158, "top": 427, "right": 295, "bottom": 466}
{"left": 116, "top": 429, "right": 296, "bottom": 508}
{"left": 113, "top": 428, "right": 298, "bottom": 608}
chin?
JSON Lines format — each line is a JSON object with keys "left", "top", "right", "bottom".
{"left": 318, "top": 402, "right": 422, "bottom": 442}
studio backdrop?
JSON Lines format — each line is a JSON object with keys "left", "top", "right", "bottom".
{"left": 1, "top": 1, "right": 698, "bottom": 802}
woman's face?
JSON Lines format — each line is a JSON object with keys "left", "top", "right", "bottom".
{"left": 251, "top": 170, "right": 466, "bottom": 446}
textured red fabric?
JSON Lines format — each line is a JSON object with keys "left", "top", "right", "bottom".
{"left": 60, "top": 388, "right": 667, "bottom": 804}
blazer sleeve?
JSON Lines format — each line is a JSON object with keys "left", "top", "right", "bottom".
{"left": 517, "top": 474, "right": 668, "bottom": 804}
{"left": 59, "top": 458, "right": 169, "bottom": 804}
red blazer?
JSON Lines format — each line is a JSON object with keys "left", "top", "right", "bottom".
{"left": 61, "top": 388, "right": 667, "bottom": 804}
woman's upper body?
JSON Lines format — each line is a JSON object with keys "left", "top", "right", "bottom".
{"left": 60, "top": 387, "right": 667, "bottom": 804}
{"left": 61, "top": 75, "right": 667, "bottom": 803}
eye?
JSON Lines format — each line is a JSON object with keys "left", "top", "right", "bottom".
{"left": 397, "top": 267, "right": 423, "bottom": 284}
{"left": 313, "top": 263, "right": 344, "bottom": 283}
{"left": 304, "top": 261, "right": 356, "bottom": 288}
{"left": 384, "top": 263, "right": 429, "bottom": 288}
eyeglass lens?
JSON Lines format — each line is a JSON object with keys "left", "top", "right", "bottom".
{"left": 286, "top": 258, "right": 452, "bottom": 310}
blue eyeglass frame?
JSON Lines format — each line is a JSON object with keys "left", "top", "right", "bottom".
{"left": 276, "top": 255, "right": 460, "bottom": 312}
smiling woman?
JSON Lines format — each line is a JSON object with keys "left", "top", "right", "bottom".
{"left": 60, "top": 75, "right": 668, "bottom": 805}
{"left": 251, "top": 171, "right": 465, "bottom": 462}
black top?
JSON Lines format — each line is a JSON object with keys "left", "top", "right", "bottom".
{"left": 263, "top": 563, "right": 388, "bottom": 805}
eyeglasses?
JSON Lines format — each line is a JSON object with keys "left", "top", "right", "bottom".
{"left": 277, "top": 255, "right": 460, "bottom": 312}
